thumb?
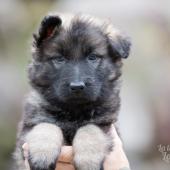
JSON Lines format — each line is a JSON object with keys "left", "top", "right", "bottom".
{"left": 58, "top": 146, "right": 73, "bottom": 163}
{"left": 22, "top": 143, "right": 31, "bottom": 170}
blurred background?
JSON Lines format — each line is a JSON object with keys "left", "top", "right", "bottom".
{"left": 0, "top": 0, "right": 170, "bottom": 169}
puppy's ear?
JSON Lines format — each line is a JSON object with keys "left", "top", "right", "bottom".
{"left": 108, "top": 33, "right": 131, "bottom": 59}
{"left": 33, "top": 15, "right": 62, "bottom": 47}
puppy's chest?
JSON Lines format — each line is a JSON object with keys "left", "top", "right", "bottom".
{"left": 55, "top": 113, "right": 94, "bottom": 145}
{"left": 47, "top": 109, "right": 111, "bottom": 145}
{"left": 57, "top": 120, "right": 84, "bottom": 145}
{"left": 57, "top": 121, "right": 111, "bottom": 145}
{"left": 51, "top": 112, "right": 93, "bottom": 144}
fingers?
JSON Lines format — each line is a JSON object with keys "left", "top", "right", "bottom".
{"left": 22, "top": 143, "right": 29, "bottom": 159}
{"left": 58, "top": 146, "right": 73, "bottom": 163}
{"left": 109, "top": 124, "right": 122, "bottom": 147}
{"left": 103, "top": 147, "right": 130, "bottom": 170}
{"left": 22, "top": 143, "right": 30, "bottom": 170}
{"left": 104, "top": 125, "right": 130, "bottom": 170}
{"left": 55, "top": 162, "right": 75, "bottom": 170}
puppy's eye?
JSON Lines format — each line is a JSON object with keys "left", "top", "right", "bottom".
{"left": 51, "top": 56, "right": 65, "bottom": 63}
{"left": 87, "top": 54, "right": 99, "bottom": 61}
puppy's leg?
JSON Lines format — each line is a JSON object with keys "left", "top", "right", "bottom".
{"left": 25, "top": 123, "right": 63, "bottom": 170}
{"left": 73, "top": 124, "right": 111, "bottom": 170}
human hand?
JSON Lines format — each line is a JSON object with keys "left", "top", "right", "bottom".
{"left": 22, "top": 125, "right": 130, "bottom": 170}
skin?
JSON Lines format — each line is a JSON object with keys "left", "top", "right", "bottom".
{"left": 22, "top": 125, "right": 130, "bottom": 170}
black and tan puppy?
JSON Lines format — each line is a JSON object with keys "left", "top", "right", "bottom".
{"left": 14, "top": 13, "right": 131, "bottom": 170}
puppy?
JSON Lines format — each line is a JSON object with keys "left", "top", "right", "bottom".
{"left": 14, "top": 13, "right": 131, "bottom": 170}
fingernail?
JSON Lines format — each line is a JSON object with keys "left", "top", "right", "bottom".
{"left": 22, "top": 143, "right": 29, "bottom": 150}
{"left": 22, "top": 143, "right": 29, "bottom": 158}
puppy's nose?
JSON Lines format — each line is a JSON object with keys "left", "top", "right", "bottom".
{"left": 70, "top": 81, "right": 85, "bottom": 91}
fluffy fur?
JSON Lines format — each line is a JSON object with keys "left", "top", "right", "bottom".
{"left": 73, "top": 124, "right": 111, "bottom": 170}
{"left": 14, "top": 13, "right": 131, "bottom": 170}
{"left": 25, "top": 123, "right": 63, "bottom": 169}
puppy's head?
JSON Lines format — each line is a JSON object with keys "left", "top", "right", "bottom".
{"left": 29, "top": 13, "right": 131, "bottom": 105}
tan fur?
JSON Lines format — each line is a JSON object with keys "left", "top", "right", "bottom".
{"left": 25, "top": 123, "right": 63, "bottom": 169}
{"left": 73, "top": 124, "right": 111, "bottom": 170}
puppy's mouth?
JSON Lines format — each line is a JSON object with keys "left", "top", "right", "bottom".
{"left": 64, "top": 91, "right": 93, "bottom": 104}
{"left": 67, "top": 95, "right": 90, "bottom": 104}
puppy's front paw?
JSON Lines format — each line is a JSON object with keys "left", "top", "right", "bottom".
{"left": 74, "top": 153, "right": 104, "bottom": 170}
{"left": 73, "top": 124, "right": 111, "bottom": 170}
{"left": 28, "top": 145, "right": 59, "bottom": 170}
{"left": 25, "top": 123, "right": 63, "bottom": 170}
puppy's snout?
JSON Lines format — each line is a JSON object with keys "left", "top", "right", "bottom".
{"left": 70, "top": 81, "right": 85, "bottom": 91}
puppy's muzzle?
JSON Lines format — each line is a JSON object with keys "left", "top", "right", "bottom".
{"left": 70, "top": 81, "right": 85, "bottom": 92}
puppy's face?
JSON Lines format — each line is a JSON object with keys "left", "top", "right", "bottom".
{"left": 29, "top": 14, "right": 131, "bottom": 105}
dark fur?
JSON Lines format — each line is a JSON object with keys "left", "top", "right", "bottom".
{"left": 14, "top": 13, "right": 131, "bottom": 170}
